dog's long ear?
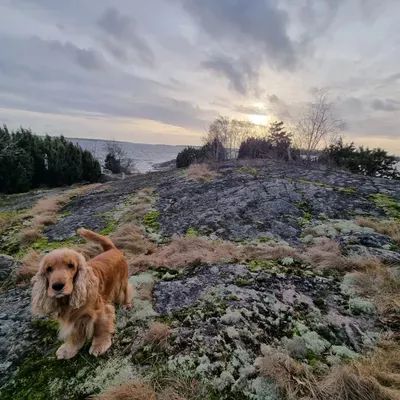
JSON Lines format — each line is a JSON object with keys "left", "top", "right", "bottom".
{"left": 69, "top": 254, "right": 98, "bottom": 309}
{"left": 31, "top": 260, "right": 56, "bottom": 315}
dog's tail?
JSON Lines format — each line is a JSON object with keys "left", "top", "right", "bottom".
{"left": 77, "top": 228, "right": 116, "bottom": 251}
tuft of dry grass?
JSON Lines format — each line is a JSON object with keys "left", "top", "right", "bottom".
{"left": 93, "top": 376, "right": 207, "bottom": 400}
{"left": 132, "top": 236, "right": 240, "bottom": 270}
{"left": 17, "top": 250, "right": 42, "bottom": 281}
{"left": 186, "top": 163, "right": 218, "bottom": 182}
{"left": 18, "top": 228, "right": 43, "bottom": 246}
{"left": 347, "top": 260, "right": 400, "bottom": 317}
{"left": 112, "top": 223, "right": 156, "bottom": 257}
{"left": 256, "top": 345, "right": 314, "bottom": 399}
{"left": 314, "top": 341, "right": 400, "bottom": 400}
{"left": 143, "top": 322, "right": 171, "bottom": 348}
{"left": 92, "top": 381, "right": 157, "bottom": 400}
{"left": 301, "top": 238, "right": 352, "bottom": 271}
{"left": 257, "top": 341, "right": 400, "bottom": 400}
{"left": 241, "top": 243, "right": 298, "bottom": 261}
{"left": 356, "top": 217, "right": 400, "bottom": 245}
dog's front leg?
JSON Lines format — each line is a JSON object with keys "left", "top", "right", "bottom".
{"left": 56, "top": 316, "right": 92, "bottom": 360}
{"left": 89, "top": 304, "right": 115, "bottom": 357}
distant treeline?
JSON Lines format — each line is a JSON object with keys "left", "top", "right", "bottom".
{"left": 176, "top": 117, "right": 399, "bottom": 179}
{"left": 0, "top": 125, "right": 101, "bottom": 193}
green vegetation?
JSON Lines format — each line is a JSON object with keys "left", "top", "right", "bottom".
{"left": 323, "top": 138, "right": 399, "bottom": 178}
{"left": 143, "top": 210, "right": 160, "bottom": 231}
{"left": 0, "top": 125, "right": 101, "bottom": 194}
{"left": 238, "top": 121, "right": 292, "bottom": 160}
{"left": 371, "top": 193, "right": 400, "bottom": 219}
{"left": 186, "top": 227, "right": 200, "bottom": 237}
{"left": 176, "top": 138, "right": 226, "bottom": 168}
{"left": 237, "top": 166, "right": 258, "bottom": 176}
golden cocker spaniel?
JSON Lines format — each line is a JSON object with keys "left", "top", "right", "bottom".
{"left": 31, "top": 228, "right": 133, "bottom": 359}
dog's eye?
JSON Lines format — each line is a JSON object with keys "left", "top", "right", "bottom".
{"left": 46, "top": 266, "right": 53, "bottom": 273}
{"left": 67, "top": 263, "right": 74, "bottom": 269}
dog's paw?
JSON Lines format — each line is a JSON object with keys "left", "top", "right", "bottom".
{"left": 56, "top": 344, "right": 78, "bottom": 360}
{"left": 123, "top": 302, "right": 133, "bottom": 311}
{"left": 89, "top": 339, "right": 112, "bottom": 357}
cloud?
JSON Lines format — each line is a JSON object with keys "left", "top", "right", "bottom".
{"left": 202, "top": 55, "right": 257, "bottom": 95}
{"left": 0, "top": 35, "right": 212, "bottom": 130}
{"left": 180, "top": 0, "right": 297, "bottom": 69}
{"left": 268, "top": 94, "right": 280, "bottom": 104}
{"left": 371, "top": 98, "right": 400, "bottom": 112}
{"left": 97, "top": 7, "right": 154, "bottom": 65}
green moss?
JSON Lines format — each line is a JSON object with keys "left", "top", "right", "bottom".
{"left": 237, "top": 166, "right": 258, "bottom": 176}
{"left": 143, "top": 210, "right": 160, "bottom": 231}
{"left": 257, "top": 236, "right": 272, "bottom": 243}
{"left": 338, "top": 187, "right": 357, "bottom": 194}
{"left": 186, "top": 227, "right": 200, "bottom": 237}
{"left": 99, "top": 219, "right": 118, "bottom": 235}
{"left": 30, "top": 237, "right": 80, "bottom": 252}
{"left": 371, "top": 193, "right": 400, "bottom": 220}
{"left": 234, "top": 277, "right": 252, "bottom": 286}
{"left": 247, "top": 259, "right": 276, "bottom": 272}
{"left": 297, "top": 200, "right": 313, "bottom": 223}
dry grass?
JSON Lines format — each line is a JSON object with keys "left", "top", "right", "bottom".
{"left": 256, "top": 341, "right": 400, "bottom": 400}
{"left": 301, "top": 238, "right": 352, "bottom": 271}
{"left": 143, "top": 322, "right": 171, "bottom": 347}
{"left": 186, "top": 163, "right": 218, "bottom": 182}
{"left": 314, "top": 341, "right": 400, "bottom": 400}
{"left": 256, "top": 345, "right": 314, "bottom": 399}
{"left": 132, "top": 236, "right": 240, "bottom": 270}
{"left": 347, "top": 260, "right": 400, "bottom": 317}
{"left": 356, "top": 217, "right": 400, "bottom": 245}
{"left": 19, "top": 184, "right": 101, "bottom": 246}
{"left": 93, "top": 376, "right": 207, "bottom": 400}
{"left": 17, "top": 249, "right": 42, "bottom": 281}
{"left": 92, "top": 381, "right": 157, "bottom": 400}
{"left": 18, "top": 228, "right": 43, "bottom": 246}
{"left": 241, "top": 243, "right": 298, "bottom": 261}
{"left": 112, "top": 223, "right": 156, "bottom": 257}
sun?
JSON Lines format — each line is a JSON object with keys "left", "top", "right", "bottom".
{"left": 248, "top": 114, "right": 269, "bottom": 126}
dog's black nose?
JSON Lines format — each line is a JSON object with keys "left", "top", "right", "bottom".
{"left": 52, "top": 282, "right": 65, "bottom": 291}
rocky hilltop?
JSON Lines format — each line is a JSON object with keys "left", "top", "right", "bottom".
{"left": 0, "top": 160, "right": 399, "bottom": 399}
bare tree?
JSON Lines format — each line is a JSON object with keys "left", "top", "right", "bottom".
{"left": 205, "top": 116, "right": 231, "bottom": 159}
{"left": 295, "top": 89, "right": 344, "bottom": 159}
{"left": 103, "top": 140, "right": 134, "bottom": 173}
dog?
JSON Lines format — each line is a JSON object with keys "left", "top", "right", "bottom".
{"left": 31, "top": 228, "right": 133, "bottom": 359}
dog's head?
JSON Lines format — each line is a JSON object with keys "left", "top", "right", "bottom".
{"left": 31, "top": 248, "right": 97, "bottom": 315}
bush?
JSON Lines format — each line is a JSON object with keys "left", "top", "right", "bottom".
{"left": 238, "top": 121, "right": 293, "bottom": 161}
{"left": 176, "top": 147, "right": 199, "bottom": 168}
{"left": 176, "top": 138, "right": 226, "bottom": 168}
{"left": 238, "top": 137, "right": 273, "bottom": 159}
{"left": 0, "top": 125, "right": 101, "bottom": 193}
{"left": 323, "top": 138, "right": 399, "bottom": 178}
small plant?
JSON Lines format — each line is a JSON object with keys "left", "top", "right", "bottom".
{"left": 370, "top": 193, "right": 400, "bottom": 220}
{"left": 143, "top": 210, "right": 160, "bottom": 231}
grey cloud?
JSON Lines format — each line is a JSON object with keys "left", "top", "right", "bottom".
{"left": 371, "top": 98, "right": 400, "bottom": 112}
{"left": 0, "top": 35, "right": 211, "bottom": 130}
{"left": 97, "top": 7, "right": 154, "bottom": 66}
{"left": 180, "top": 0, "right": 297, "bottom": 69}
{"left": 202, "top": 55, "right": 257, "bottom": 95}
{"left": 268, "top": 94, "right": 280, "bottom": 104}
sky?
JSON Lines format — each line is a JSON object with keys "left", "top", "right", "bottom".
{"left": 0, "top": 0, "right": 399, "bottom": 153}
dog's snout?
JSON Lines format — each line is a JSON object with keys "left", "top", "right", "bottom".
{"left": 52, "top": 282, "right": 65, "bottom": 292}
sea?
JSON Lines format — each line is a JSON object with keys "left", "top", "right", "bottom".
{"left": 70, "top": 138, "right": 187, "bottom": 173}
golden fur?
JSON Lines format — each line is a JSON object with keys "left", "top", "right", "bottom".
{"left": 31, "top": 228, "right": 133, "bottom": 359}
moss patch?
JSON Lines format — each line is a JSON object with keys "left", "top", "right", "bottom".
{"left": 143, "top": 210, "right": 160, "bottom": 231}
{"left": 371, "top": 193, "right": 400, "bottom": 220}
